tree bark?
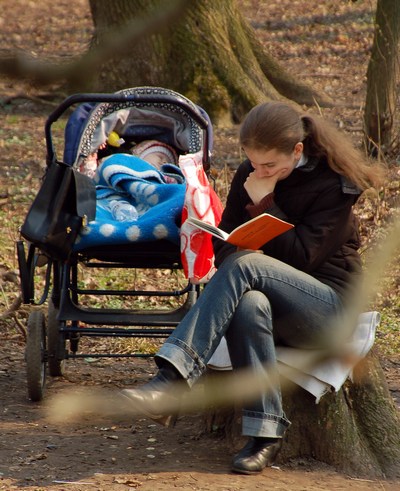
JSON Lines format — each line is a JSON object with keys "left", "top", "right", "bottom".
{"left": 87, "top": 0, "right": 333, "bottom": 123}
{"left": 202, "top": 352, "right": 400, "bottom": 479}
{"left": 363, "top": 0, "right": 400, "bottom": 156}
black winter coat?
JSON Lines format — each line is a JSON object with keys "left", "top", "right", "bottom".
{"left": 213, "top": 157, "right": 363, "bottom": 301}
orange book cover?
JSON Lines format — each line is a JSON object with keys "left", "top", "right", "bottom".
{"left": 186, "top": 214, "right": 294, "bottom": 250}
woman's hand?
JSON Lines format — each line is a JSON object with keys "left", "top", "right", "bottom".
{"left": 244, "top": 170, "right": 286, "bottom": 205}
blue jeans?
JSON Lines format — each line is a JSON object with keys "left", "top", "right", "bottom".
{"left": 156, "top": 251, "right": 343, "bottom": 438}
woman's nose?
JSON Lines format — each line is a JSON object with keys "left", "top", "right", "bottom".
{"left": 256, "top": 167, "right": 272, "bottom": 178}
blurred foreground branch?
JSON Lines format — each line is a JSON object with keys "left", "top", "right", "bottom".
{"left": 0, "top": 0, "right": 191, "bottom": 86}
{"left": 46, "top": 215, "right": 400, "bottom": 423}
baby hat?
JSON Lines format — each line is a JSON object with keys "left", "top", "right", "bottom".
{"left": 132, "top": 140, "right": 178, "bottom": 164}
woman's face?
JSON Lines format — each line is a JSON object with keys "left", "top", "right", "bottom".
{"left": 243, "top": 143, "right": 303, "bottom": 180}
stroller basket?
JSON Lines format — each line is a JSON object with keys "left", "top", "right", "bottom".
{"left": 18, "top": 87, "right": 216, "bottom": 401}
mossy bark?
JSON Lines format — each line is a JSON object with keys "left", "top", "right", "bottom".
{"left": 347, "top": 351, "right": 400, "bottom": 478}
{"left": 87, "top": 0, "right": 332, "bottom": 123}
{"left": 203, "top": 352, "right": 400, "bottom": 479}
{"left": 363, "top": 0, "right": 400, "bottom": 155}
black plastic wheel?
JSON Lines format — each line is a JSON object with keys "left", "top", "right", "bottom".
{"left": 25, "top": 310, "right": 47, "bottom": 402}
{"left": 47, "top": 299, "right": 66, "bottom": 377}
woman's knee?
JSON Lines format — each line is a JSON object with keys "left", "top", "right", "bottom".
{"left": 240, "top": 290, "right": 270, "bottom": 311}
{"left": 229, "top": 290, "right": 272, "bottom": 333}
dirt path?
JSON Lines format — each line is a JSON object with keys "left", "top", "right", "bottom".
{"left": 1, "top": 339, "right": 399, "bottom": 491}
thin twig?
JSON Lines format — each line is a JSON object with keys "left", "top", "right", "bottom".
{"left": 0, "top": 293, "right": 22, "bottom": 320}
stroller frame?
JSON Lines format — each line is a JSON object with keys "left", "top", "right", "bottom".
{"left": 18, "top": 88, "right": 212, "bottom": 401}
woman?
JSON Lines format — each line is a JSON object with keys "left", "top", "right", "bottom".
{"left": 121, "top": 101, "right": 383, "bottom": 474}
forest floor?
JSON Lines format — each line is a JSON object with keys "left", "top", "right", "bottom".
{"left": 0, "top": 0, "right": 399, "bottom": 490}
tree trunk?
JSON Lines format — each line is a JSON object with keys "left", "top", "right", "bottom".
{"left": 87, "top": 0, "right": 333, "bottom": 123}
{"left": 363, "top": 0, "right": 400, "bottom": 156}
{"left": 202, "top": 351, "right": 400, "bottom": 479}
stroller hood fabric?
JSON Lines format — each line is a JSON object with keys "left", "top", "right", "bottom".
{"left": 65, "top": 87, "right": 209, "bottom": 168}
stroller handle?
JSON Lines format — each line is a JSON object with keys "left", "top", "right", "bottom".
{"left": 45, "top": 92, "right": 210, "bottom": 166}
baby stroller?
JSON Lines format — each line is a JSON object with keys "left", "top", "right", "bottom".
{"left": 17, "top": 87, "right": 220, "bottom": 402}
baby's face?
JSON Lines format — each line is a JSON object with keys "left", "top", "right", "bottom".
{"left": 144, "top": 151, "right": 169, "bottom": 169}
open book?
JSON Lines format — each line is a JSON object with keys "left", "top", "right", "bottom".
{"left": 186, "top": 213, "right": 294, "bottom": 250}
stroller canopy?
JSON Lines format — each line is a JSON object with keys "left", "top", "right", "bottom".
{"left": 64, "top": 87, "right": 212, "bottom": 167}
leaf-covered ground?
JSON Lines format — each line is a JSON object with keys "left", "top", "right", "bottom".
{"left": 0, "top": 1, "right": 399, "bottom": 490}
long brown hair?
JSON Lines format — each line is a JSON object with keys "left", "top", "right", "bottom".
{"left": 239, "top": 101, "right": 384, "bottom": 191}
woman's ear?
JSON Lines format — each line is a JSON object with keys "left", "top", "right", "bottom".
{"left": 294, "top": 142, "right": 303, "bottom": 159}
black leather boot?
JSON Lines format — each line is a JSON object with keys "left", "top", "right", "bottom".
{"left": 120, "top": 363, "right": 187, "bottom": 427}
{"left": 231, "top": 437, "right": 282, "bottom": 474}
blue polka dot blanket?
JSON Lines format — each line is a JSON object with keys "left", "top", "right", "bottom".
{"left": 74, "top": 153, "right": 185, "bottom": 250}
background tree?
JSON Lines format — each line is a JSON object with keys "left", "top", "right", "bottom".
{"left": 364, "top": 0, "right": 400, "bottom": 157}
{"left": 88, "top": 0, "right": 333, "bottom": 122}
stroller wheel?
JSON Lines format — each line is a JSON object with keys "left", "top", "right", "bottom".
{"left": 47, "top": 299, "right": 66, "bottom": 377}
{"left": 25, "top": 310, "right": 47, "bottom": 402}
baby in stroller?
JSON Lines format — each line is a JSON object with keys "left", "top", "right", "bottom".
{"left": 75, "top": 140, "right": 186, "bottom": 250}
{"left": 81, "top": 138, "right": 181, "bottom": 184}
{"left": 79, "top": 138, "right": 184, "bottom": 226}
{"left": 62, "top": 87, "right": 222, "bottom": 283}
{"left": 131, "top": 140, "right": 180, "bottom": 183}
